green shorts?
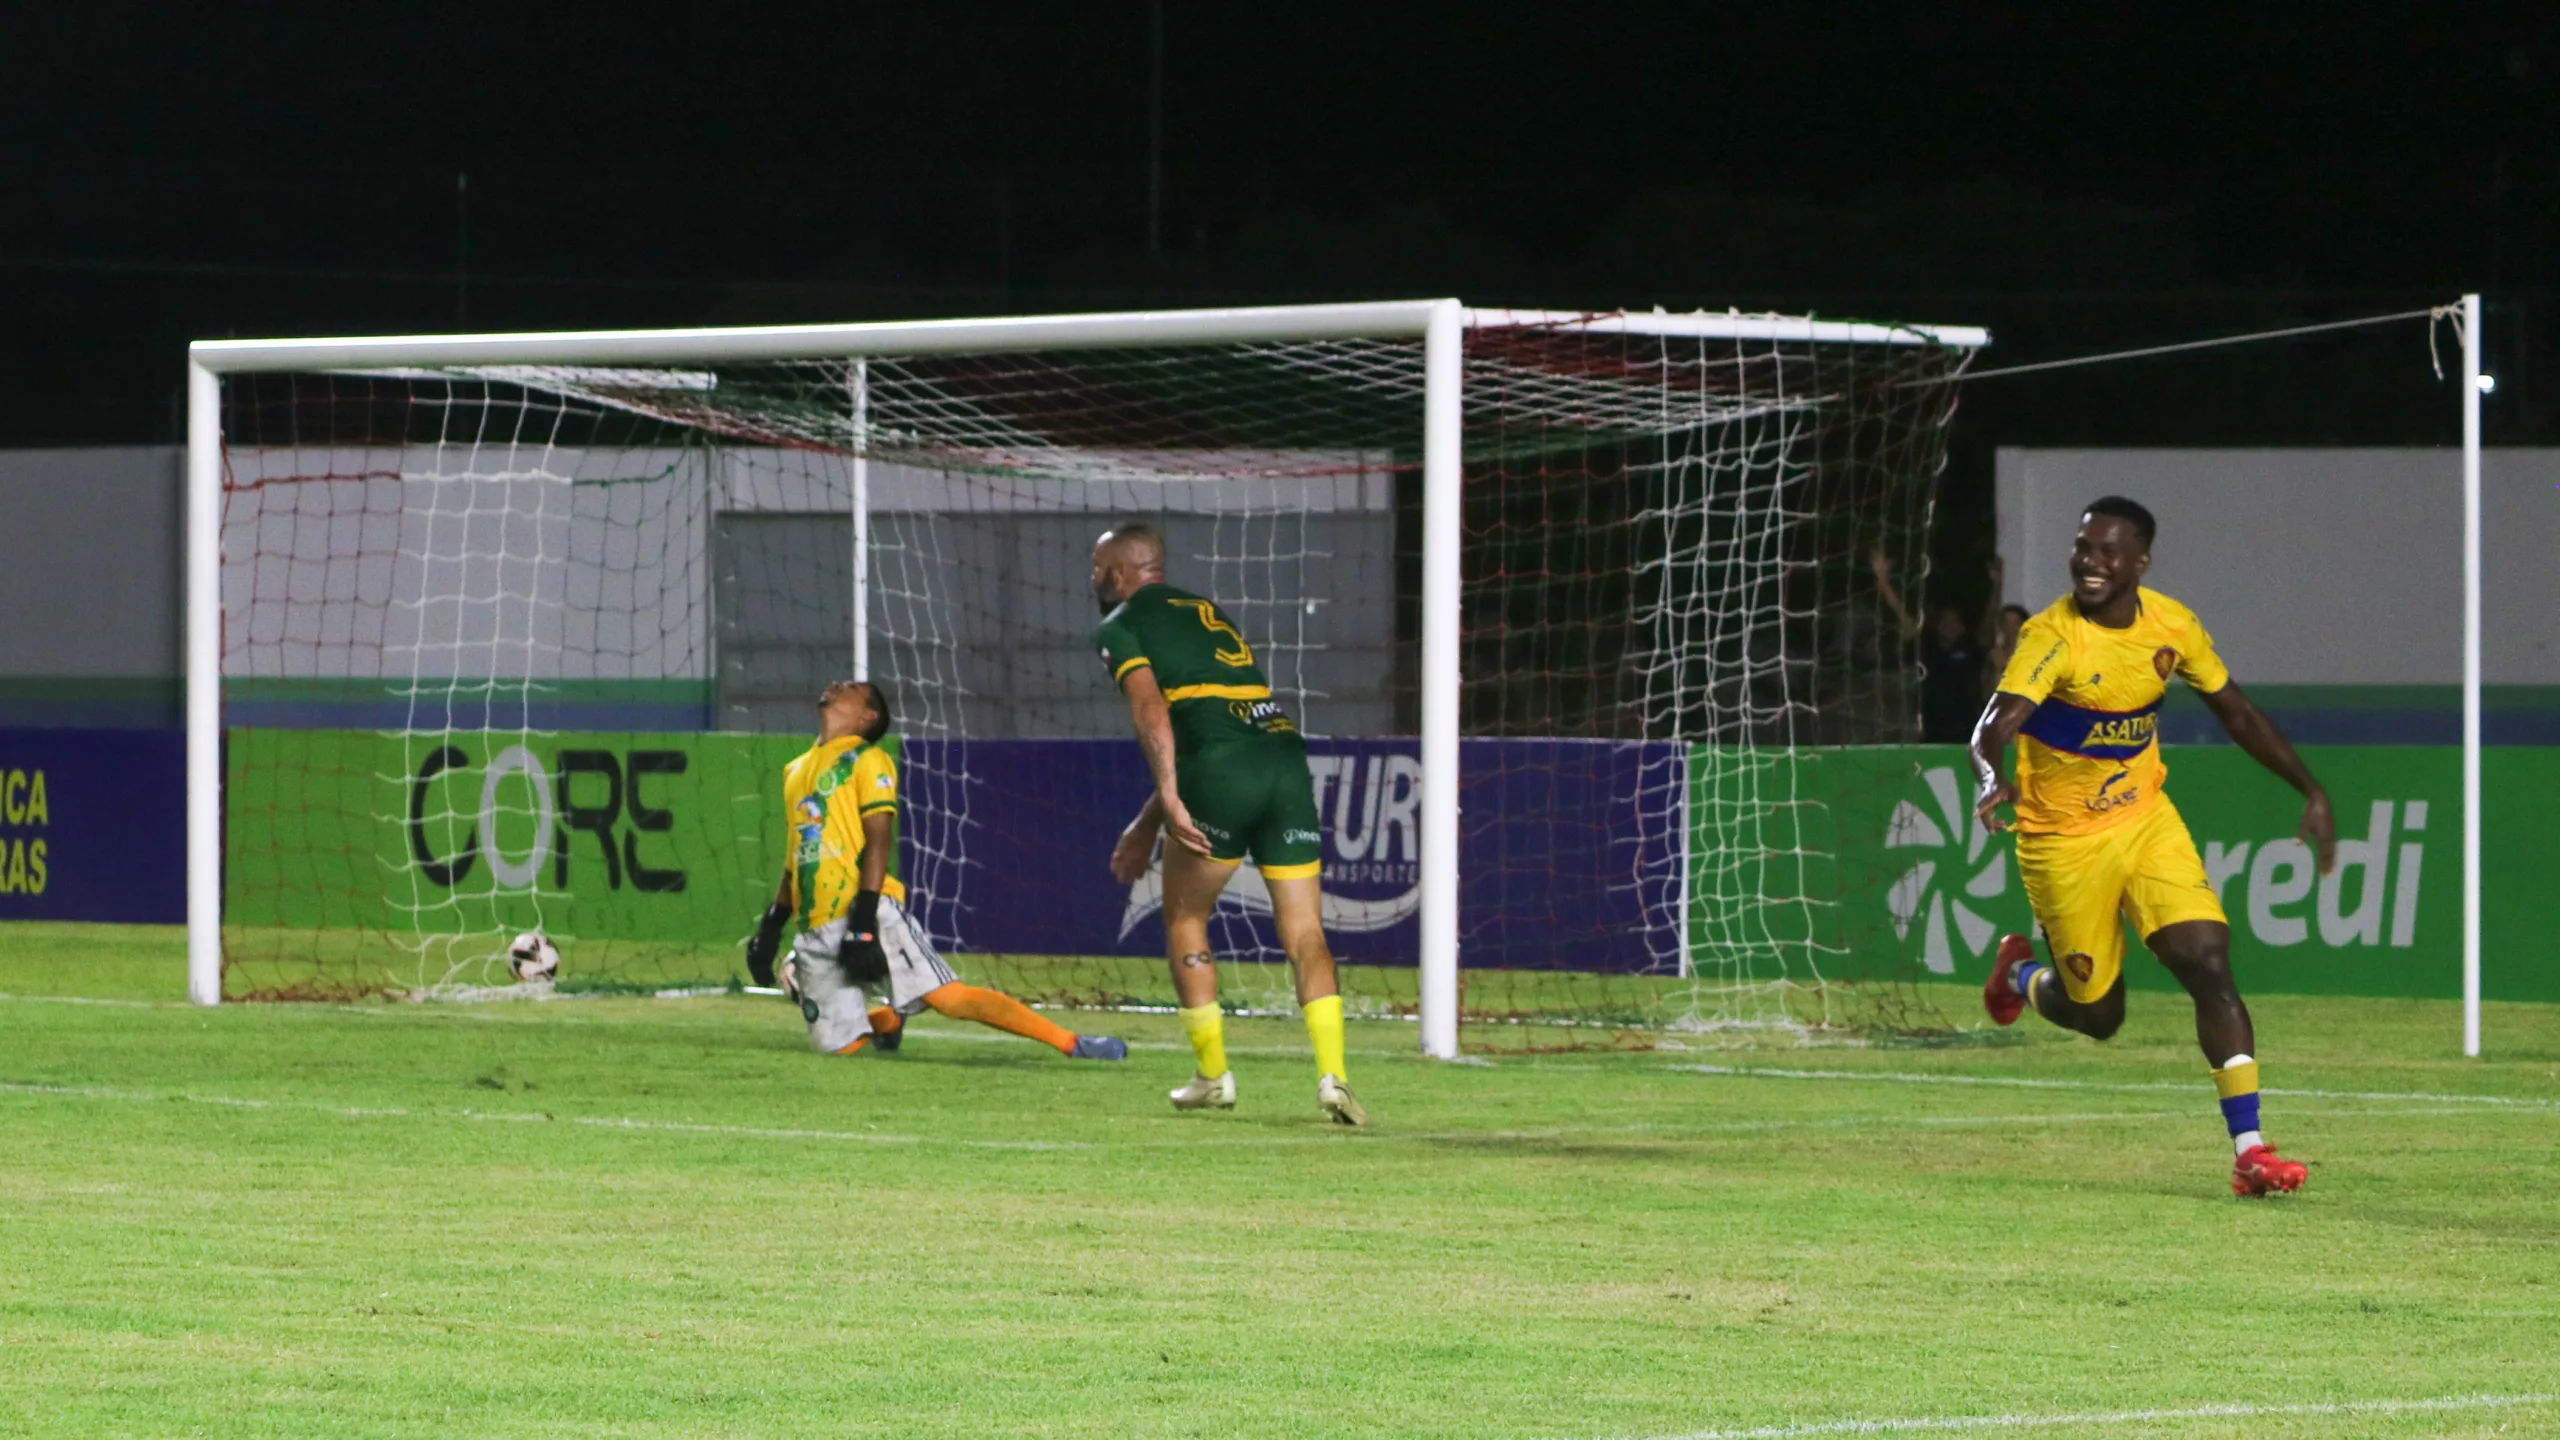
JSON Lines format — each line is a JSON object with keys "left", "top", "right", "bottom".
{"left": 1176, "top": 740, "right": 1322, "bottom": 877}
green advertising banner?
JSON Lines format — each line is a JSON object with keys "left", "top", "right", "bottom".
{"left": 227, "top": 729, "right": 830, "bottom": 946}
{"left": 1732, "top": 744, "right": 2560, "bottom": 1004}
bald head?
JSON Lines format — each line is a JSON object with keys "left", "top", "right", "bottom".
{"left": 1091, "top": 522, "right": 1167, "bottom": 612}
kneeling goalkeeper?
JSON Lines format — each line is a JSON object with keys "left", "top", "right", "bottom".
{"left": 746, "top": 679, "right": 1127, "bottom": 1062}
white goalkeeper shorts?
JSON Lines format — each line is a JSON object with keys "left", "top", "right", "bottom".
{"left": 788, "top": 895, "right": 959, "bottom": 1054}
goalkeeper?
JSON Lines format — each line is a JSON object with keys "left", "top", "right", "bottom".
{"left": 745, "top": 680, "right": 1127, "bottom": 1063}
{"left": 1090, "top": 523, "right": 1367, "bottom": 1126}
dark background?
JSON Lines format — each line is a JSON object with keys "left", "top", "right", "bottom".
{"left": 5, "top": 2, "right": 2550, "bottom": 622}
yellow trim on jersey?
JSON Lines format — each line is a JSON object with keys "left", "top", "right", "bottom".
{"left": 1162, "top": 682, "right": 1271, "bottom": 703}
{"left": 1260, "top": 860, "right": 1321, "bottom": 880}
{"left": 1113, "top": 655, "right": 1151, "bottom": 681}
{"left": 857, "top": 800, "right": 898, "bottom": 816}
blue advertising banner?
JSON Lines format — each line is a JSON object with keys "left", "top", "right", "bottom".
{"left": 901, "top": 736, "right": 1683, "bottom": 973}
{"left": 0, "top": 727, "right": 186, "bottom": 923}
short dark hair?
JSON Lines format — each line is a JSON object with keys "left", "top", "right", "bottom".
{"left": 1101, "top": 521, "right": 1166, "bottom": 565}
{"left": 2082, "top": 496, "right": 2157, "bottom": 549}
{"left": 859, "top": 681, "right": 894, "bottom": 744}
{"left": 2001, "top": 603, "right": 2032, "bottom": 623}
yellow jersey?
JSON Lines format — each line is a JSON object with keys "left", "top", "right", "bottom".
{"left": 781, "top": 736, "right": 904, "bottom": 930}
{"left": 1993, "top": 587, "right": 2231, "bottom": 837}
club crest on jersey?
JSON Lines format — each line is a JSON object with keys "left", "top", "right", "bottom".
{"left": 2061, "top": 951, "right": 2096, "bottom": 985}
{"left": 2153, "top": 646, "right": 2178, "bottom": 680}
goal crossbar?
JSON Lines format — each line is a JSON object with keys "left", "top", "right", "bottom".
{"left": 187, "top": 302, "right": 1988, "bottom": 374}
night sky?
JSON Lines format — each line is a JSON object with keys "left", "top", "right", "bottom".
{"left": 6, "top": 2, "right": 2553, "bottom": 582}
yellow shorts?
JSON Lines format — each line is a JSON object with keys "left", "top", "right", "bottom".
{"left": 2014, "top": 797, "right": 2227, "bottom": 1003}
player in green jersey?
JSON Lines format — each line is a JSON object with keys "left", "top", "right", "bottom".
{"left": 1090, "top": 523, "right": 1367, "bottom": 1126}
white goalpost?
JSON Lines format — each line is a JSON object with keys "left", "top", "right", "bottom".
{"left": 185, "top": 300, "right": 1987, "bottom": 1051}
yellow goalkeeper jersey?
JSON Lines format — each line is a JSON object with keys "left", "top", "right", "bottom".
{"left": 1994, "top": 587, "right": 2231, "bottom": 837}
{"left": 781, "top": 736, "right": 904, "bottom": 930}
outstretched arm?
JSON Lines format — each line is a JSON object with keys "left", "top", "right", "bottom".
{"left": 1110, "top": 792, "right": 1166, "bottom": 885}
{"left": 2200, "top": 680, "right": 2335, "bottom": 873}
{"left": 1122, "top": 667, "right": 1213, "bottom": 857}
{"left": 1969, "top": 692, "right": 2036, "bottom": 831}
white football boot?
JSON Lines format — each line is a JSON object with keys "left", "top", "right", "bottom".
{"left": 1317, "top": 1073, "right": 1369, "bottom": 1127}
{"left": 1169, "top": 1071, "right": 1237, "bottom": 1112}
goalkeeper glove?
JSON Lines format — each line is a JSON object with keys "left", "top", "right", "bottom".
{"left": 837, "top": 889, "right": 889, "bottom": 985}
{"left": 744, "top": 899, "right": 791, "bottom": 989}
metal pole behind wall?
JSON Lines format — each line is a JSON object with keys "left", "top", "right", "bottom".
{"left": 185, "top": 362, "right": 224, "bottom": 1005}
{"left": 2461, "top": 293, "right": 2482, "bottom": 1057}
{"left": 1418, "top": 300, "right": 1463, "bottom": 1060}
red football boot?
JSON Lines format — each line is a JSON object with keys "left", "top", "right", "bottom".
{"left": 2232, "top": 1144, "right": 2308, "bottom": 1196}
{"left": 1982, "top": 934, "right": 2036, "bottom": 1026}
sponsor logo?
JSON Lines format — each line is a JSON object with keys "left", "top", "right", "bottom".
{"left": 2206, "top": 799, "right": 2429, "bottom": 949}
{"left": 0, "top": 767, "right": 49, "bottom": 897}
{"left": 2080, "top": 714, "right": 2156, "bottom": 750}
{"left": 1884, "top": 765, "right": 2009, "bottom": 975}
{"left": 2152, "top": 646, "right": 2178, "bottom": 680}
{"left": 1118, "top": 748, "right": 1422, "bottom": 939}
{"left": 407, "top": 745, "right": 689, "bottom": 894}
{"left": 1229, "top": 698, "right": 1298, "bottom": 735}
{"left": 2082, "top": 785, "right": 2143, "bottom": 814}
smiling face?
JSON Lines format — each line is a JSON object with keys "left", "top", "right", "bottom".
{"left": 2068, "top": 512, "right": 2151, "bottom": 617}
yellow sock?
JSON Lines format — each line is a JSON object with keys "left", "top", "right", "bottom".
{"left": 1304, "top": 994, "right": 1347, "bottom": 1081}
{"left": 1179, "top": 1002, "right": 1229, "bottom": 1078}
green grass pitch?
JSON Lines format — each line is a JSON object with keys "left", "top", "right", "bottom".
{"left": 4, "top": 922, "right": 2557, "bottom": 1439}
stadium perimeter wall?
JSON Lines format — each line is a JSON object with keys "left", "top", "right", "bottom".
{"left": 1996, "top": 447, "right": 2560, "bottom": 743}
{"left": 0, "top": 446, "right": 2550, "bottom": 1003}
{"left": 0, "top": 730, "right": 2510, "bottom": 1004}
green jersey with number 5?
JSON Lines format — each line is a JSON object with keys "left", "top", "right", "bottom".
{"left": 1094, "top": 583, "right": 1303, "bottom": 756}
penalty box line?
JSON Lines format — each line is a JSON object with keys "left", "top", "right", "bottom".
{"left": 1611, "top": 1390, "right": 2556, "bottom": 1440}
{"left": 1672, "top": 1063, "right": 2560, "bottom": 1111}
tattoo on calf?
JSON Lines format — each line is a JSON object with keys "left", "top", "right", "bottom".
{"left": 1177, "top": 951, "right": 1215, "bottom": 970}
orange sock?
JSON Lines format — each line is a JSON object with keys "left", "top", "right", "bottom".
{"left": 924, "top": 983, "right": 1076, "bottom": 1053}
{"left": 867, "top": 1005, "right": 902, "bottom": 1038}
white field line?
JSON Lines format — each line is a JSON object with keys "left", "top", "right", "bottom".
{"left": 6, "top": 992, "right": 2548, "bottom": 1105}
{"left": 1613, "top": 1390, "right": 2556, "bottom": 1440}
{"left": 1673, "top": 1063, "right": 2560, "bottom": 1110}
{"left": 0, "top": 1079, "right": 2513, "bottom": 1153}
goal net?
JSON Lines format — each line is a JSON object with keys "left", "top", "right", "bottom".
{"left": 200, "top": 304, "right": 1979, "bottom": 1041}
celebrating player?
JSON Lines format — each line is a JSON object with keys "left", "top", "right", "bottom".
{"left": 1090, "top": 523, "right": 1368, "bottom": 1125}
{"left": 1972, "top": 497, "right": 2332, "bottom": 1196}
{"left": 745, "top": 679, "right": 1127, "bottom": 1063}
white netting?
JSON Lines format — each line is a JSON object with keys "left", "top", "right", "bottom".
{"left": 217, "top": 313, "right": 1971, "bottom": 1038}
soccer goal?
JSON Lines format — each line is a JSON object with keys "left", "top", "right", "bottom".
{"left": 187, "top": 300, "right": 1985, "bottom": 1050}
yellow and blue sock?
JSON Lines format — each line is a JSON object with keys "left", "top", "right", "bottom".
{"left": 2212, "top": 1054, "right": 2263, "bottom": 1155}
{"left": 1303, "top": 994, "right": 1347, "bottom": 1081}
{"left": 1180, "top": 1002, "right": 1229, "bottom": 1079}
{"left": 2012, "top": 958, "right": 2048, "bottom": 1004}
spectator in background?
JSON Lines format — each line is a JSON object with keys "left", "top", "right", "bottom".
{"left": 1869, "top": 547, "right": 1991, "bottom": 743}
{"left": 1986, "top": 602, "right": 2031, "bottom": 703}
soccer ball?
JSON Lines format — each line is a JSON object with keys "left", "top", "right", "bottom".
{"left": 507, "top": 930, "right": 561, "bottom": 984}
